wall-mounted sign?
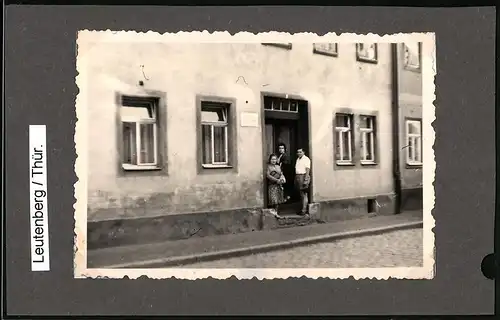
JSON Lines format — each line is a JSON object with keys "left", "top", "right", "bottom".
{"left": 240, "top": 112, "right": 259, "bottom": 127}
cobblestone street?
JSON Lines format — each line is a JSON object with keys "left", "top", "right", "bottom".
{"left": 183, "top": 229, "right": 423, "bottom": 268}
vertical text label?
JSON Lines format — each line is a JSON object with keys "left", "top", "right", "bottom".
{"left": 29, "top": 125, "right": 50, "bottom": 271}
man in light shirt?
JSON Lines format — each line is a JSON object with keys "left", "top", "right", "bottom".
{"left": 294, "top": 148, "right": 311, "bottom": 215}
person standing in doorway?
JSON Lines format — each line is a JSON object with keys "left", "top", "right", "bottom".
{"left": 276, "top": 142, "right": 292, "bottom": 203}
{"left": 295, "top": 148, "right": 311, "bottom": 215}
{"left": 266, "top": 153, "right": 287, "bottom": 215}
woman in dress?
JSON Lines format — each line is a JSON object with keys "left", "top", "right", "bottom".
{"left": 267, "top": 153, "right": 286, "bottom": 214}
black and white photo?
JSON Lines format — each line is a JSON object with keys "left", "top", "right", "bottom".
{"left": 74, "top": 31, "right": 436, "bottom": 280}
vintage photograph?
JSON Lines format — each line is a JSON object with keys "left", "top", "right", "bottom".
{"left": 74, "top": 31, "right": 436, "bottom": 280}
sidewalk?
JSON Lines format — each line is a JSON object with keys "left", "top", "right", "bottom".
{"left": 87, "top": 210, "right": 423, "bottom": 269}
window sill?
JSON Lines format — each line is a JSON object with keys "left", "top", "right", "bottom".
{"left": 403, "top": 65, "right": 421, "bottom": 73}
{"left": 356, "top": 57, "right": 378, "bottom": 64}
{"left": 202, "top": 164, "right": 233, "bottom": 169}
{"left": 336, "top": 162, "right": 355, "bottom": 166}
{"left": 313, "top": 49, "right": 338, "bottom": 58}
{"left": 360, "top": 161, "right": 377, "bottom": 166}
{"left": 122, "top": 164, "right": 161, "bottom": 171}
{"left": 406, "top": 163, "right": 423, "bottom": 169}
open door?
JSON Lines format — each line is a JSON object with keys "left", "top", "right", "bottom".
{"left": 262, "top": 96, "right": 310, "bottom": 215}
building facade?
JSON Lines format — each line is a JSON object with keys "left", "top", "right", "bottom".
{"left": 396, "top": 42, "right": 424, "bottom": 210}
{"left": 83, "top": 41, "right": 423, "bottom": 249}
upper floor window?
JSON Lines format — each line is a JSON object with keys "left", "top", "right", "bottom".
{"left": 262, "top": 43, "right": 292, "bottom": 50}
{"left": 356, "top": 43, "right": 378, "bottom": 63}
{"left": 335, "top": 113, "right": 354, "bottom": 165}
{"left": 120, "top": 96, "right": 160, "bottom": 171}
{"left": 200, "top": 101, "right": 231, "bottom": 168}
{"left": 406, "top": 119, "right": 422, "bottom": 166}
{"left": 403, "top": 42, "right": 422, "bottom": 71}
{"left": 313, "top": 43, "right": 338, "bottom": 57}
{"left": 360, "top": 115, "right": 377, "bottom": 164}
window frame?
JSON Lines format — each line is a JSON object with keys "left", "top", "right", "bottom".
{"left": 118, "top": 95, "right": 163, "bottom": 172}
{"left": 334, "top": 113, "right": 355, "bottom": 165}
{"left": 313, "top": 43, "right": 338, "bottom": 57}
{"left": 261, "top": 43, "right": 293, "bottom": 50}
{"left": 201, "top": 105, "right": 229, "bottom": 167}
{"left": 403, "top": 42, "right": 422, "bottom": 72}
{"left": 359, "top": 115, "right": 377, "bottom": 165}
{"left": 356, "top": 43, "right": 378, "bottom": 64}
{"left": 196, "top": 95, "right": 238, "bottom": 174}
{"left": 263, "top": 97, "right": 300, "bottom": 113}
{"left": 405, "top": 119, "right": 423, "bottom": 166}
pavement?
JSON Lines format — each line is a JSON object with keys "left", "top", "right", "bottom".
{"left": 187, "top": 228, "right": 423, "bottom": 268}
{"left": 88, "top": 210, "right": 423, "bottom": 269}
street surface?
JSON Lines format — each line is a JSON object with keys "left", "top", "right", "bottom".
{"left": 183, "top": 228, "right": 423, "bottom": 268}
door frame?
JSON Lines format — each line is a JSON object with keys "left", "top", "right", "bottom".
{"left": 260, "top": 91, "right": 313, "bottom": 208}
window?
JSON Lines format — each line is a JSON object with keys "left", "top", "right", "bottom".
{"left": 313, "top": 43, "right": 338, "bottom": 57}
{"left": 403, "top": 42, "right": 422, "bottom": 71}
{"left": 201, "top": 101, "right": 230, "bottom": 167}
{"left": 262, "top": 43, "right": 292, "bottom": 50}
{"left": 264, "top": 98, "right": 299, "bottom": 113}
{"left": 356, "top": 43, "right": 378, "bottom": 63}
{"left": 406, "top": 120, "right": 422, "bottom": 165}
{"left": 120, "top": 96, "right": 159, "bottom": 170}
{"left": 335, "top": 113, "right": 354, "bottom": 164}
{"left": 360, "top": 115, "right": 376, "bottom": 164}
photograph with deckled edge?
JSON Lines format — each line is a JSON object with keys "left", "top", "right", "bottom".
{"left": 73, "top": 31, "right": 436, "bottom": 280}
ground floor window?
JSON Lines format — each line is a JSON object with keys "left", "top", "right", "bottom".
{"left": 406, "top": 119, "right": 422, "bottom": 165}
{"left": 120, "top": 95, "right": 159, "bottom": 170}
{"left": 360, "top": 115, "right": 377, "bottom": 164}
{"left": 201, "top": 101, "right": 231, "bottom": 167}
{"left": 335, "top": 113, "right": 354, "bottom": 164}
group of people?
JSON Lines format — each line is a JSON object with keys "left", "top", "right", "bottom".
{"left": 266, "top": 143, "right": 311, "bottom": 216}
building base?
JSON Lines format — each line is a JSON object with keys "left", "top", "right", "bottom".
{"left": 87, "top": 194, "right": 398, "bottom": 250}
{"left": 401, "top": 187, "right": 423, "bottom": 211}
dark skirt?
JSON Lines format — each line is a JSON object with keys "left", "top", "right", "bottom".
{"left": 268, "top": 183, "right": 286, "bottom": 206}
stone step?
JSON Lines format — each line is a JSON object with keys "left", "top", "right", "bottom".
{"left": 276, "top": 214, "right": 315, "bottom": 228}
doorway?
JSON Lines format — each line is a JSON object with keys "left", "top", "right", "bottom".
{"left": 262, "top": 95, "right": 310, "bottom": 215}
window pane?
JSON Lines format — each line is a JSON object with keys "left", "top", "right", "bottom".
{"left": 361, "top": 116, "right": 373, "bottom": 129}
{"left": 123, "top": 122, "right": 137, "bottom": 165}
{"left": 281, "top": 100, "right": 290, "bottom": 112}
{"left": 314, "top": 43, "right": 337, "bottom": 54}
{"left": 408, "top": 121, "right": 421, "bottom": 134}
{"left": 290, "top": 101, "right": 298, "bottom": 112}
{"left": 213, "top": 126, "right": 227, "bottom": 163}
{"left": 335, "top": 132, "right": 341, "bottom": 160}
{"left": 342, "top": 132, "right": 351, "bottom": 160}
{"left": 358, "top": 43, "right": 376, "bottom": 60}
{"left": 408, "top": 138, "right": 414, "bottom": 160}
{"left": 120, "top": 106, "right": 154, "bottom": 120}
{"left": 360, "top": 132, "right": 366, "bottom": 159}
{"left": 201, "top": 125, "right": 213, "bottom": 164}
{"left": 272, "top": 100, "right": 281, "bottom": 110}
{"left": 201, "top": 104, "right": 227, "bottom": 122}
{"left": 139, "top": 123, "right": 155, "bottom": 164}
{"left": 415, "top": 137, "right": 421, "bottom": 162}
{"left": 366, "top": 133, "right": 373, "bottom": 160}
{"left": 404, "top": 42, "right": 420, "bottom": 67}
{"left": 336, "top": 114, "right": 349, "bottom": 128}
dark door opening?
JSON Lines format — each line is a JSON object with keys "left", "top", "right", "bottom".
{"left": 262, "top": 95, "right": 310, "bottom": 215}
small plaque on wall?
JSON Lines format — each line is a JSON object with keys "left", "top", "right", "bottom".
{"left": 240, "top": 112, "right": 259, "bottom": 127}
